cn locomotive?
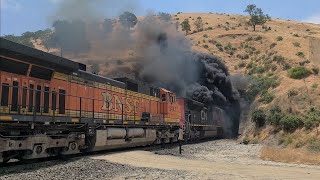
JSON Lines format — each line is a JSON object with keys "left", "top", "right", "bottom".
{"left": 0, "top": 38, "right": 224, "bottom": 163}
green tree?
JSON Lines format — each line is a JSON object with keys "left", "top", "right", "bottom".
{"left": 3, "top": 34, "right": 34, "bottom": 48}
{"left": 119, "top": 11, "right": 138, "bottom": 30}
{"left": 244, "top": 4, "right": 270, "bottom": 31}
{"left": 180, "top": 19, "right": 191, "bottom": 35}
{"left": 194, "top": 17, "right": 204, "bottom": 31}
{"left": 252, "top": 109, "right": 266, "bottom": 127}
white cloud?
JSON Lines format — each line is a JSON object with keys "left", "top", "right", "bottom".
{"left": 0, "top": 0, "right": 21, "bottom": 11}
{"left": 303, "top": 14, "right": 320, "bottom": 24}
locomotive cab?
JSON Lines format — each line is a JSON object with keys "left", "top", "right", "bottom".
{"left": 160, "top": 88, "right": 180, "bottom": 123}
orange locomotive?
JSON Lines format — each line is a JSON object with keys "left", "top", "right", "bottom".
{"left": 0, "top": 38, "right": 223, "bottom": 163}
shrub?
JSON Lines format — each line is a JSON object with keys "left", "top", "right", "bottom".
{"left": 176, "top": 18, "right": 180, "bottom": 20}
{"left": 299, "top": 60, "right": 310, "bottom": 66}
{"left": 259, "top": 90, "right": 274, "bottom": 104}
{"left": 282, "top": 63, "right": 291, "bottom": 70}
{"left": 308, "top": 139, "right": 320, "bottom": 153}
{"left": 267, "top": 106, "right": 284, "bottom": 126}
{"left": 273, "top": 55, "right": 285, "bottom": 64}
{"left": 203, "top": 44, "right": 209, "bottom": 49}
{"left": 304, "top": 108, "right": 320, "bottom": 129}
{"left": 311, "top": 83, "right": 318, "bottom": 89}
{"left": 270, "top": 43, "right": 277, "bottom": 49}
{"left": 254, "top": 35, "right": 262, "bottom": 41}
{"left": 293, "top": 42, "right": 300, "bottom": 47}
{"left": 207, "top": 27, "right": 213, "bottom": 30}
{"left": 293, "top": 34, "right": 300, "bottom": 37}
{"left": 238, "top": 62, "right": 246, "bottom": 68}
{"left": 312, "top": 67, "right": 319, "bottom": 75}
{"left": 280, "top": 115, "right": 303, "bottom": 132}
{"left": 287, "top": 89, "right": 299, "bottom": 97}
{"left": 252, "top": 109, "right": 267, "bottom": 127}
{"left": 245, "top": 36, "right": 253, "bottom": 41}
{"left": 276, "top": 36, "right": 283, "bottom": 41}
{"left": 193, "top": 30, "right": 197, "bottom": 33}
{"left": 236, "top": 54, "right": 249, "bottom": 60}
{"left": 288, "top": 67, "right": 311, "bottom": 79}
{"left": 224, "top": 43, "right": 237, "bottom": 55}
{"left": 271, "top": 64, "right": 277, "bottom": 71}
{"left": 246, "top": 75, "right": 280, "bottom": 101}
{"left": 203, "top": 34, "right": 208, "bottom": 38}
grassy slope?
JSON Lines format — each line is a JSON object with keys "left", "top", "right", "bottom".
{"left": 174, "top": 13, "right": 320, "bottom": 163}
{"left": 175, "top": 13, "right": 320, "bottom": 113}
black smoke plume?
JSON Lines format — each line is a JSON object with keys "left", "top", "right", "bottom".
{"left": 50, "top": 1, "right": 241, "bottom": 137}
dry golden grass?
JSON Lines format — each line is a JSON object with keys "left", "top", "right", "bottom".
{"left": 261, "top": 146, "right": 320, "bottom": 165}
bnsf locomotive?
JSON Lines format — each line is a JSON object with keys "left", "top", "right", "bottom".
{"left": 0, "top": 38, "right": 224, "bottom": 163}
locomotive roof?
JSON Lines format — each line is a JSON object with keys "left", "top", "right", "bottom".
{"left": 77, "top": 70, "right": 126, "bottom": 89}
{"left": 0, "top": 38, "right": 86, "bottom": 73}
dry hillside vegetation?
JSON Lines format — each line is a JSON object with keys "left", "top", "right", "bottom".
{"left": 175, "top": 13, "right": 320, "bottom": 162}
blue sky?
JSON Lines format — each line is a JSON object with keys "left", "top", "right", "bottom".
{"left": 1, "top": 0, "right": 319, "bottom": 35}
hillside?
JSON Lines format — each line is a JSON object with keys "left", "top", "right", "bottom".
{"left": 6, "top": 12, "right": 320, "bottom": 163}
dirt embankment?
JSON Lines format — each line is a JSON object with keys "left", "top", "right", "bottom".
{"left": 93, "top": 140, "right": 320, "bottom": 180}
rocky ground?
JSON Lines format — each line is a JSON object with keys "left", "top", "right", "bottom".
{"left": 1, "top": 140, "right": 320, "bottom": 180}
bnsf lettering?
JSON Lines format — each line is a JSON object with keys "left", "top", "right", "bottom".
{"left": 102, "top": 92, "right": 139, "bottom": 113}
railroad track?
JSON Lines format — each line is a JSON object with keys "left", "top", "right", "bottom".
{"left": 0, "top": 138, "right": 217, "bottom": 169}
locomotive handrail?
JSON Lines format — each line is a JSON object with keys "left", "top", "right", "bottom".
{"left": 0, "top": 84, "right": 161, "bottom": 123}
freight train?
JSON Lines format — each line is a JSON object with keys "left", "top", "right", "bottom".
{"left": 0, "top": 38, "right": 225, "bottom": 164}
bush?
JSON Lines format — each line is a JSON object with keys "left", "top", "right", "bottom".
{"left": 280, "top": 115, "right": 303, "bottom": 132}
{"left": 304, "top": 108, "right": 320, "bottom": 129}
{"left": 236, "top": 54, "right": 249, "bottom": 60}
{"left": 267, "top": 106, "right": 284, "bottom": 126}
{"left": 245, "top": 36, "right": 253, "bottom": 41}
{"left": 281, "top": 63, "right": 291, "bottom": 70}
{"left": 252, "top": 109, "right": 267, "bottom": 127}
{"left": 311, "top": 83, "right": 318, "bottom": 89}
{"left": 287, "top": 89, "right": 299, "bottom": 97}
{"left": 312, "top": 67, "right": 319, "bottom": 75}
{"left": 276, "top": 36, "right": 283, "bottom": 41}
{"left": 270, "top": 43, "right": 277, "bottom": 49}
{"left": 207, "top": 27, "right": 213, "bottom": 30}
{"left": 273, "top": 55, "right": 285, "bottom": 64}
{"left": 203, "top": 44, "right": 209, "bottom": 49}
{"left": 288, "top": 67, "right": 311, "bottom": 79}
{"left": 259, "top": 91, "right": 274, "bottom": 104}
{"left": 293, "top": 42, "right": 300, "bottom": 47}
{"left": 203, "top": 34, "right": 208, "bottom": 38}
{"left": 308, "top": 138, "right": 320, "bottom": 153}
{"left": 254, "top": 35, "right": 262, "bottom": 41}
{"left": 246, "top": 75, "right": 280, "bottom": 101}
{"left": 296, "top": 51, "right": 305, "bottom": 58}
{"left": 293, "top": 34, "right": 300, "bottom": 37}
{"left": 237, "top": 62, "right": 246, "bottom": 68}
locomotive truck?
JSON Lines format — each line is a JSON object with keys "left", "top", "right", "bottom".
{"left": 0, "top": 38, "right": 224, "bottom": 163}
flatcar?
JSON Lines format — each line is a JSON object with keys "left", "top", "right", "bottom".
{"left": 0, "top": 38, "right": 224, "bottom": 163}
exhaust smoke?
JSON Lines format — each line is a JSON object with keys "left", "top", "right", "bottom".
{"left": 50, "top": 1, "right": 241, "bottom": 137}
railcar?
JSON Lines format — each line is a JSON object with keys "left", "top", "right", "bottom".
{"left": 0, "top": 38, "right": 224, "bottom": 163}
